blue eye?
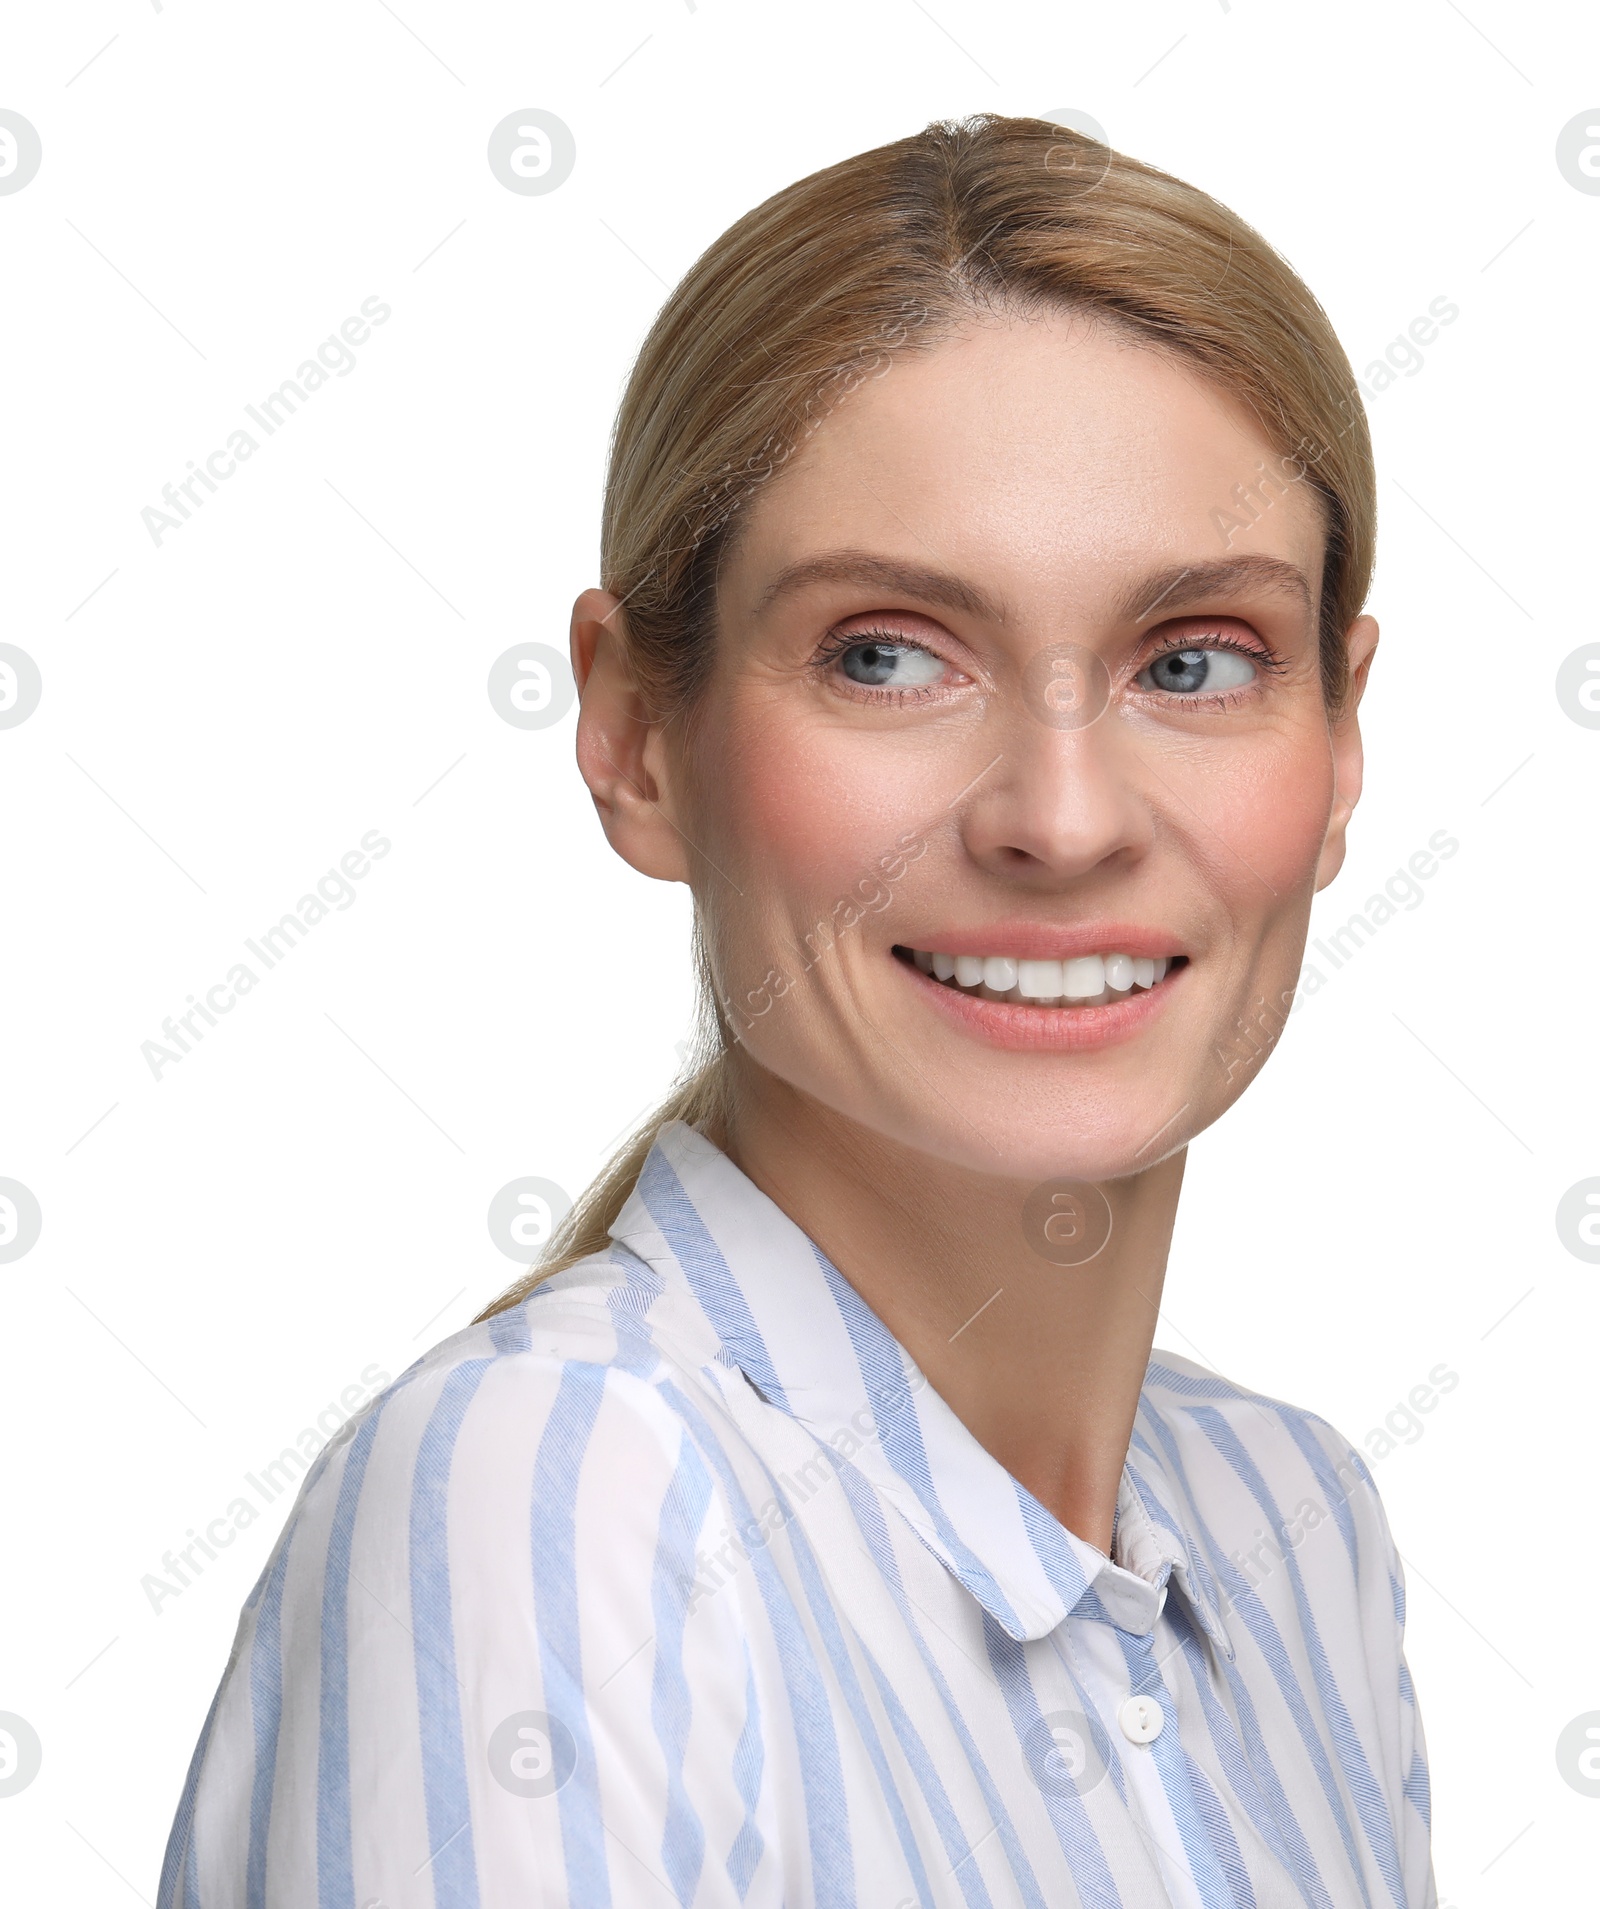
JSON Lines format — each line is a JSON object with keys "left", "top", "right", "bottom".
{"left": 838, "top": 640, "right": 946, "bottom": 688}
{"left": 1139, "top": 646, "right": 1258, "bottom": 695}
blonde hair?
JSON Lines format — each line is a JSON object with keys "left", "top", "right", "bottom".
{"left": 476, "top": 112, "right": 1375, "bottom": 1321}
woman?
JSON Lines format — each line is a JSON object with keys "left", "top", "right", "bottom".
{"left": 161, "top": 115, "right": 1434, "bottom": 1908}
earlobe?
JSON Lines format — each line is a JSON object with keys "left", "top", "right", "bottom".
{"left": 570, "top": 588, "right": 693, "bottom": 885}
{"left": 1314, "top": 793, "right": 1352, "bottom": 892}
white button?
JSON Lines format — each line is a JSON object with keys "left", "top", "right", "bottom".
{"left": 1118, "top": 1695, "right": 1164, "bottom": 1744}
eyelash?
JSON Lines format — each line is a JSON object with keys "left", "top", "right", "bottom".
{"left": 811, "top": 627, "right": 958, "bottom": 705}
{"left": 813, "top": 626, "right": 1287, "bottom": 708}
{"left": 1139, "top": 632, "right": 1288, "bottom": 711}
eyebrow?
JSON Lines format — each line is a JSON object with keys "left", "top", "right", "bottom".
{"left": 751, "top": 549, "right": 1315, "bottom": 628}
{"left": 1113, "top": 555, "right": 1315, "bottom": 624}
{"left": 752, "top": 553, "right": 1003, "bottom": 623}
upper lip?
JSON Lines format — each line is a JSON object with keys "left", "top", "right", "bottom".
{"left": 896, "top": 923, "right": 1187, "bottom": 961}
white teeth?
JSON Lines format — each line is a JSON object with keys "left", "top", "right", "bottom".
{"left": 1062, "top": 954, "right": 1106, "bottom": 1001}
{"left": 911, "top": 947, "right": 1177, "bottom": 1004}
{"left": 1017, "top": 958, "right": 1063, "bottom": 1000}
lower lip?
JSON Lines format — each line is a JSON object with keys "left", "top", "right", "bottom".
{"left": 897, "top": 954, "right": 1185, "bottom": 1053}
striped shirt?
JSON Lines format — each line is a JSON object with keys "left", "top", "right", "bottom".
{"left": 161, "top": 1118, "right": 1435, "bottom": 1908}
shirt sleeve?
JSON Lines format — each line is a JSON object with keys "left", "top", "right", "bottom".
{"left": 1309, "top": 1417, "right": 1438, "bottom": 1909}
{"left": 1390, "top": 1548, "right": 1438, "bottom": 1909}
{"left": 159, "top": 1329, "right": 783, "bottom": 1908}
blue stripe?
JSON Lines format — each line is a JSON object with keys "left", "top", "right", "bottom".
{"left": 727, "top": 1646, "right": 766, "bottom": 1899}
{"left": 1146, "top": 1361, "right": 1271, "bottom": 1408}
{"left": 651, "top": 1444, "right": 715, "bottom": 1903}
{"left": 1110, "top": 1627, "right": 1233, "bottom": 1908}
{"left": 985, "top": 1620, "right": 1125, "bottom": 1909}
{"left": 1191, "top": 1405, "right": 1404, "bottom": 1909}
{"left": 532, "top": 1363, "right": 615, "bottom": 1906}
{"left": 861, "top": 1651, "right": 997, "bottom": 1908}
{"left": 1126, "top": 1437, "right": 1231, "bottom": 1653}
{"left": 1165, "top": 1599, "right": 1334, "bottom": 1909}
{"left": 1134, "top": 1408, "right": 1351, "bottom": 1905}
{"left": 638, "top": 1150, "right": 791, "bottom": 1409}
{"left": 1185, "top": 1756, "right": 1257, "bottom": 1909}
{"left": 1144, "top": 1365, "right": 1372, "bottom": 1597}
{"left": 315, "top": 1399, "right": 389, "bottom": 1909}
{"left": 656, "top": 1377, "right": 856, "bottom": 1908}
{"left": 410, "top": 1362, "right": 495, "bottom": 1905}
{"left": 1278, "top": 1412, "right": 1368, "bottom": 1574}
{"left": 488, "top": 1306, "right": 534, "bottom": 1354}
{"left": 155, "top": 1668, "right": 229, "bottom": 1909}
{"left": 772, "top": 1487, "right": 943, "bottom": 1908}
{"left": 833, "top": 1464, "right": 1051, "bottom": 1909}
{"left": 608, "top": 1238, "right": 667, "bottom": 1305}
{"left": 1011, "top": 1479, "right": 1094, "bottom": 1611}
{"left": 810, "top": 1246, "right": 1027, "bottom": 1636}
{"left": 246, "top": 1537, "right": 295, "bottom": 1909}
{"left": 1403, "top": 1751, "right": 1430, "bottom": 1829}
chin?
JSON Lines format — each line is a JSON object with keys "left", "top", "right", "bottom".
{"left": 893, "top": 1108, "right": 1196, "bottom": 1189}
{"left": 794, "top": 1060, "right": 1201, "bottom": 1188}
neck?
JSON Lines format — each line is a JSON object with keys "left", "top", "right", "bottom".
{"left": 716, "top": 1057, "right": 1187, "bottom": 1554}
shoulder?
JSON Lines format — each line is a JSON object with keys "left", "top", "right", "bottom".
{"left": 1142, "top": 1347, "right": 1371, "bottom": 1480}
{"left": 390, "top": 1246, "right": 718, "bottom": 1426}
{"left": 165, "top": 1254, "right": 757, "bottom": 1904}
{"left": 269, "top": 1250, "right": 742, "bottom": 1591}
{"left": 1140, "top": 1349, "right": 1402, "bottom": 1597}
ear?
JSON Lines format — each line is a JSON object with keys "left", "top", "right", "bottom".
{"left": 1314, "top": 613, "right": 1379, "bottom": 892}
{"left": 570, "top": 588, "right": 692, "bottom": 884}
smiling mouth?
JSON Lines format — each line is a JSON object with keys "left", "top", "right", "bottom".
{"left": 895, "top": 945, "right": 1188, "bottom": 1008}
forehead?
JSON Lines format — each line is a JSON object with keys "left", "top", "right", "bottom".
{"left": 721, "top": 310, "right": 1328, "bottom": 622}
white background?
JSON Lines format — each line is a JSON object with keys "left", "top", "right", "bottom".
{"left": 2, "top": 2, "right": 1595, "bottom": 1903}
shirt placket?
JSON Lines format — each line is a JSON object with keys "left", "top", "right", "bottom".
{"left": 1108, "top": 1616, "right": 1240, "bottom": 1909}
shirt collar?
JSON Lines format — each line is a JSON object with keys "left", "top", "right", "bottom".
{"left": 611, "top": 1121, "right": 1232, "bottom": 1657}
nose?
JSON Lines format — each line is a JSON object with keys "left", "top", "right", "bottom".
{"left": 958, "top": 706, "right": 1154, "bottom": 883}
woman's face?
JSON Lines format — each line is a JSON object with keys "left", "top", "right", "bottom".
{"left": 584, "top": 309, "right": 1376, "bottom": 1185}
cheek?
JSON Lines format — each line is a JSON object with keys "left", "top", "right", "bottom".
{"left": 703, "top": 706, "right": 941, "bottom": 916}
{"left": 1183, "top": 725, "right": 1336, "bottom": 902}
